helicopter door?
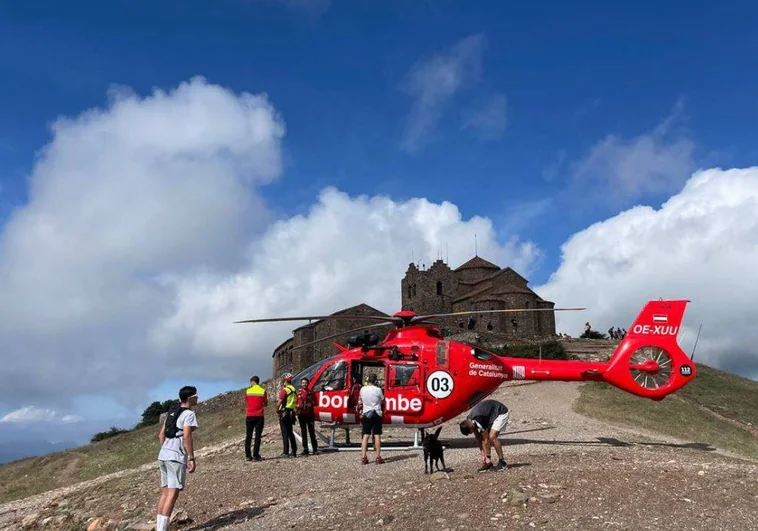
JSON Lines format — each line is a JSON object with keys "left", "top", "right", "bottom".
{"left": 384, "top": 363, "right": 423, "bottom": 424}
{"left": 312, "top": 360, "right": 349, "bottom": 423}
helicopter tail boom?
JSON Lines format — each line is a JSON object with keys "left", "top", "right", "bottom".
{"left": 497, "top": 300, "right": 695, "bottom": 400}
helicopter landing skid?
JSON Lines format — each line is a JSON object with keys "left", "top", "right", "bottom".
{"left": 294, "top": 424, "right": 426, "bottom": 452}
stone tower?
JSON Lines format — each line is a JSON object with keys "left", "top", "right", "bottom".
{"left": 400, "top": 255, "right": 556, "bottom": 338}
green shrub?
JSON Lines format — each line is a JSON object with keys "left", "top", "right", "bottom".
{"left": 90, "top": 426, "right": 130, "bottom": 443}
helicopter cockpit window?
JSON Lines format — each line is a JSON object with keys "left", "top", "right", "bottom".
{"left": 389, "top": 364, "right": 420, "bottom": 389}
{"left": 292, "top": 357, "right": 333, "bottom": 386}
{"left": 471, "top": 347, "right": 492, "bottom": 361}
{"left": 426, "top": 328, "right": 443, "bottom": 339}
{"left": 313, "top": 360, "right": 347, "bottom": 392}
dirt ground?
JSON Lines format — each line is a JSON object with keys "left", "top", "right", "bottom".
{"left": 2, "top": 381, "right": 757, "bottom": 530}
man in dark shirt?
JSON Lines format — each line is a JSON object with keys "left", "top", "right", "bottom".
{"left": 459, "top": 399, "right": 509, "bottom": 472}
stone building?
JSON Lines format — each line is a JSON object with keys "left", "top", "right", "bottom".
{"left": 272, "top": 304, "right": 393, "bottom": 380}
{"left": 401, "top": 255, "right": 556, "bottom": 338}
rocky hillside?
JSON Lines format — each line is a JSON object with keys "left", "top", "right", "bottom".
{"left": 1, "top": 364, "right": 757, "bottom": 530}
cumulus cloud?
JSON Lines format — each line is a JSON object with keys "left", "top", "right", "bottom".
{"left": 400, "top": 34, "right": 486, "bottom": 152}
{"left": 0, "top": 76, "right": 539, "bottom": 413}
{"left": 571, "top": 101, "right": 696, "bottom": 205}
{"left": 538, "top": 167, "right": 758, "bottom": 379}
{"left": 0, "top": 76, "right": 285, "bottom": 411}
{"left": 150, "top": 188, "right": 541, "bottom": 380}
{"left": 0, "top": 406, "right": 84, "bottom": 424}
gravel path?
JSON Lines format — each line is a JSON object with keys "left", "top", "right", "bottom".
{"left": 3, "top": 381, "right": 757, "bottom": 530}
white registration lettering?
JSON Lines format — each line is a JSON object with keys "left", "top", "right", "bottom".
{"left": 632, "top": 324, "right": 678, "bottom": 336}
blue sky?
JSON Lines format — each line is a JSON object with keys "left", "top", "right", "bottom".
{"left": 1, "top": 0, "right": 758, "bottom": 456}
{"left": 3, "top": 0, "right": 757, "bottom": 270}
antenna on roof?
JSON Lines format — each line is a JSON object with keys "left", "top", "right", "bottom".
{"left": 474, "top": 234, "right": 478, "bottom": 256}
{"left": 690, "top": 323, "right": 703, "bottom": 361}
{"left": 446, "top": 242, "right": 449, "bottom": 264}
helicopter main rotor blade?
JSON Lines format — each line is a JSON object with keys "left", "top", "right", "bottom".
{"left": 234, "top": 314, "right": 398, "bottom": 324}
{"left": 290, "top": 322, "right": 393, "bottom": 351}
{"left": 412, "top": 307, "right": 586, "bottom": 323}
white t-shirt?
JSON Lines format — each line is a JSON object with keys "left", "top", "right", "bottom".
{"left": 158, "top": 409, "right": 198, "bottom": 464}
{"left": 359, "top": 385, "right": 384, "bottom": 416}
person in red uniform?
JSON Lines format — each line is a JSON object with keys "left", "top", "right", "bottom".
{"left": 245, "top": 375, "right": 268, "bottom": 461}
{"left": 296, "top": 377, "right": 318, "bottom": 455}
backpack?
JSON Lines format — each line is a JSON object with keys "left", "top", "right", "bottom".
{"left": 164, "top": 404, "right": 189, "bottom": 439}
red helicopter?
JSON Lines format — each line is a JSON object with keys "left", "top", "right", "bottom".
{"left": 236, "top": 299, "right": 695, "bottom": 447}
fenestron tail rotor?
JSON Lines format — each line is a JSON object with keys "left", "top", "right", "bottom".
{"left": 628, "top": 346, "right": 674, "bottom": 390}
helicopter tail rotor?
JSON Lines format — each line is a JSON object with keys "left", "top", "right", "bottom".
{"left": 602, "top": 299, "right": 695, "bottom": 400}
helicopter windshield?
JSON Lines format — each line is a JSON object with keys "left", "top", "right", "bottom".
{"left": 292, "top": 356, "right": 337, "bottom": 386}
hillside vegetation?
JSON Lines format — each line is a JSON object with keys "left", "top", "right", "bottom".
{"left": 576, "top": 363, "right": 758, "bottom": 459}
{"left": 2, "top": 364, "right": 757, "bottom": 506}
{"left": 0, "top": 386, "right": 275, "bottom": 504}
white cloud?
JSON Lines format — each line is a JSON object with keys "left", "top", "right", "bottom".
{"left": 538, "top": 166, "right": 758, "bottom": 378}
{"left": 571, "top": 102, "right": 696, "bottom": 204}
{"left": 462, "top": 93, "right": 508, "bottom": 139}
{"left": 0, "top": 76, "right": 285, "bottom": 410}
{"left": 0, "top": 76, "right": 539, "bottom": 412}
{"left": 149, "top": 187, "right": 541, "bottom": 378}
{"left": 0, "top": 406, "right": 84, "bottom": 424}
{"left": 400, "top": 34, "right": 485, "bottom": 152}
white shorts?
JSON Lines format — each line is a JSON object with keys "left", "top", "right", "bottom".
{"left": 491, "top": 412, "right": 510, "bottom": 433}
{"left": 159, "top": 460, "right": 186, "bottom": 490}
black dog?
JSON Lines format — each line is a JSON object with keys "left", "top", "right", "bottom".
{"left": 421, "top": 426, "right": 446, "bottom": 474}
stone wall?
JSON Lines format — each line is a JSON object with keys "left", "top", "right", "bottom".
{"left": 402, "top": 256, "right": 556, "bottom": 339}
{"left": 271, "top": 304, "right": 392, "bottom": 380}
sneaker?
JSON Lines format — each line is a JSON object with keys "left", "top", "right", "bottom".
{"left": 375, "top": 456, "right": 385, "bottom": 464}
{"left": 361, "top": 456, "right": 369, "bottom": 465}
{"left": 496, "top": 459, "right": 508, "bottom": 471}
{"left": 477, "top": 462, "right": 493, "bottom": 473}
{"left": 246, "top": 456, "right": 253, "bottom": 462}
{"left": 301, "top": 450, "right": 310, "bottom": 456}
{"left": 253, "top": 456, "right": 263, "bottom": 461}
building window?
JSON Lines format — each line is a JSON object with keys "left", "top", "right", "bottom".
{"left": 412, "top": 284, "right": 417, "bottom": 297}
{"left": 407, "top": 284, "right": 412, "bottom": 299}
{"left": 436, "top": 281, "right": 442, "bottom": 295}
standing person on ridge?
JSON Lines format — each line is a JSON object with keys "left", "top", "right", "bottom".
{"left": 244, "top": 375, "right": 267, "bottom": 461}
{"left": 155, "top": 386, "right": 199, "bottom": 531}
{"left": 358, "top": 372, "right": 384, "bottom": 465}
{"left": 296, "top": 376, "right": 318, "bottom": 455}
{"left": 277, "top": 372, "right": 298, "bottom": 457}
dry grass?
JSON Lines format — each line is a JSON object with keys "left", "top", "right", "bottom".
{"left": 0, "top": 384, "right": 282, "bottom": 504}
{"left": 575, "top": 364, "right": 758, "bottom": 460}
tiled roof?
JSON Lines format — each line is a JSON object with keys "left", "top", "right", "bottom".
{"left": 453, "top": 255, "right": 501, "bottom": 271}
